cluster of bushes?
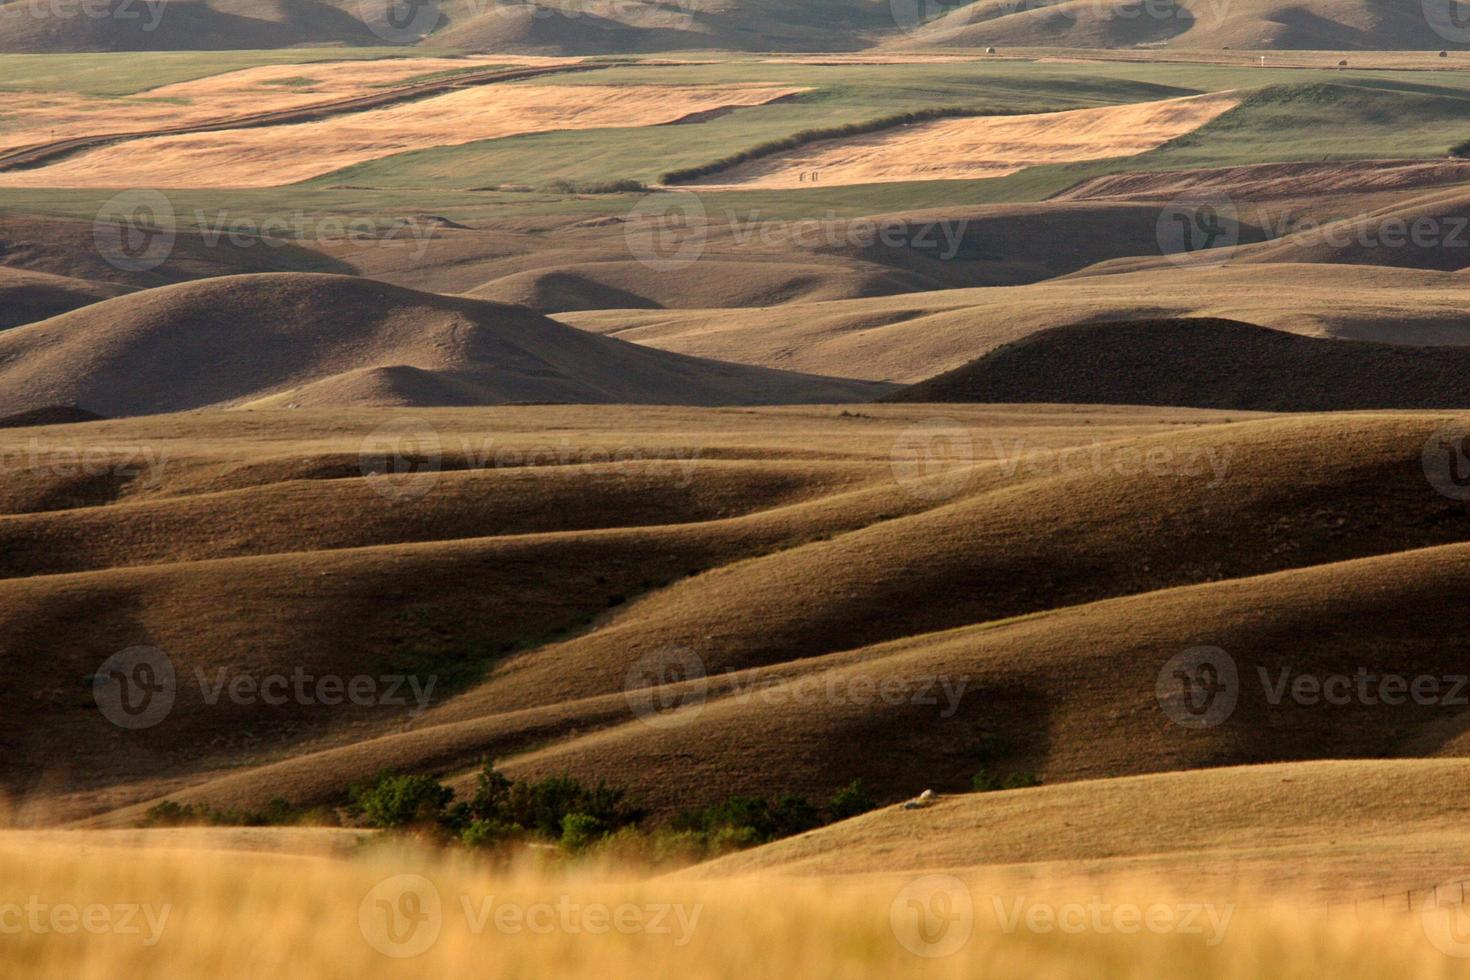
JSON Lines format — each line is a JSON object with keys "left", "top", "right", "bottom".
{"left": 343, "top": 764, "right": 880, "bottom": 861}
{"left": 659, "top": 107, "right": 1035, "bottom": 185}
{"left": 544, "top": 178, "right": 647, "bottom": 195}
{"left": 1450, "top": 138, "right": 1470, "bottom": 159}
{"left": 143, "top": 798, "right": 338, "bottom": 828}
{"left": 970, "top": 770, "right": 1041, "bottom": 792}
{"left": 347, "top": 763, "right": 646, "bottom": 853}
{"left": 668, "top": 779, "right": 876, "bottom": 850}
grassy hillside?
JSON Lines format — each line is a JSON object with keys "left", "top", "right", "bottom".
{"left": 886, "top": 317, "right": 1470, "bottom": 409}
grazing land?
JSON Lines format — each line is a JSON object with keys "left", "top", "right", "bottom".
{"left": 7, "top": 7, "right": 1470, "bottom": 974}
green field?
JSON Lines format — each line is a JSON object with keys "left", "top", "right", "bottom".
{"left": 311, "top": 60, "right": 1204, "bottom": 190}
{"left": 4, "top": 57, "right": 1470, "bottom": 229}
{"left": 0, "top": 49, "right": 425, "bottom": 95}
{"left": 310, "top": 63, "right": 1470, "bottom": 195}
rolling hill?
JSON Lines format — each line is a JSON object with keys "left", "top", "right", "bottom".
{"left": 890, "top": 0, "right": 1470, "bottom": 51}
{"left": 0, "top": 272, "right": 889, "bottom": 416}
{"left": 10, "top": 408, "right": 1470, "bottom": 829}
{"left": 4, "top": 0, "right": 1469, "bottom": 53}
{"left": 887, "top": 316, "right": 1470, "bottom": 410}
{"left": 562, "top": 262, "right": 1470, "bottom": 383}
{"left": 691, "top": 758, "right": 1470, "bottom": 902}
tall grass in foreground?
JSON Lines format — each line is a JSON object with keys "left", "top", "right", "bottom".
{"left": 0, "top": 835, "right": 1466, "bottom": 979}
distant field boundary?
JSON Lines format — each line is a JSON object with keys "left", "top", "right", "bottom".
{"left": 659, "top": 105, "right": 1053, "bottom": 185}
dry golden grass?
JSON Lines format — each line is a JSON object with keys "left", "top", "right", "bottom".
{"left": 0, "top": 834, "right": 1465, "bottom": 979}
{"left": 0, "top": 56, "right": 527, "bottom": 153}
{"left": 17, "top": 408, "right": 1470, "bottom": 836}
{"left": 565, "top": 263, "right": 1470, "bottom": 382}
{"left": 687, "top": 94, "right": 1239, "bottom": 189}
{"left": 691, "top": 759, "right": 1470, "bottom": 900}
{"left": 0, "top": 84, "right": 804, "bottom": 188}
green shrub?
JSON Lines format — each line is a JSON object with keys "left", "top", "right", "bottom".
{"left": 1451, "top": 138, "right": 1470, "bottom": 159}
{"left": 560, "top": 813, "right": 606, "bottom": 852}
{"left": 971, "top": 770, "right": 1042, "bottom": 792}
{"left": 348, "top": 772, "right": 453, "bottom": 829}
{"left": 142, "top": 797, "right": 331, "bottom": 828}
{"left": 460, "top": 818, "right": 524, "bottom": 850}
{"left": 826, "top": 779, "right": 876, "bottom": 821}
{"left": 545, "top": 178, "right": 647, "bottom": 194}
